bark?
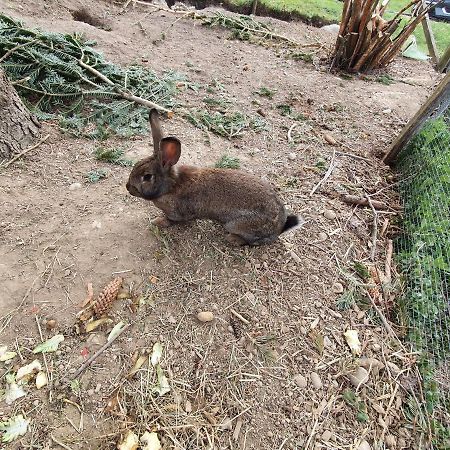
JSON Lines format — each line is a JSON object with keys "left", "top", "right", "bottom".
{"left": 0, "top": 68, "right": 40, "bottom": 161}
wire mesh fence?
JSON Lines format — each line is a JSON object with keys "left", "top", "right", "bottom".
{"left": 395, "top": 106, "right": 450, "bottom": 443}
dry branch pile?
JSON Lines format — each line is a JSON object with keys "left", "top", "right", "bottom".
{"left": 331, "top": 0, "right": 431, "bottom": 72}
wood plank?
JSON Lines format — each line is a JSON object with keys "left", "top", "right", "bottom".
{"left": 438, "top": 45, "right": 450, "bottom": 73}
{"left": 383, "top": 72, "right": 450, "bottom": 165}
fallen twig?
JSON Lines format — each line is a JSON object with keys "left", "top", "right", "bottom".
{"left": 71, "top": 323, "right": 131, "bottom": 379}
{"left": 230, "top": 308, "right": 250, "bottom": 325}
{"left": 78, "top": 60, "right": 174, "bottom": 117}
{"left": 0, "top": 134, "right": 49, "bottom": 169}
{"left": 310, "top": 150, "right": 336, "bottom": 196}
{"left": 51, "top": 434, "right": 74, "bottom": 450}
{"left": 287, "top": 123, "right": 297, "bottom": 143}
{"left": 365, "top": 193, "right": 378, "bottom": 260}
{"left": 385, "top": 239, "right": 393, "bottom": 283}
{"left": 0, "top": 38, "right": 38, "bottom": 63}
{"left": 380, "top": 217, "right": 390, "bottom": 237}
{"left": 341, "top": 194, "right": 386, "bottom": 210}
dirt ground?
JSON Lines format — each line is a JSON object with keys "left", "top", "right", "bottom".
{"left": 0, "top": 0, "right": 444, "bottom": 449}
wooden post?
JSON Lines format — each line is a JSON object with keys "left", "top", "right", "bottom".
{"left": 251, "top": 0, "right": 258, "bottom": 15}
{"left": 383, "top": 72, "right": 450, "bottom": 165}
{"left": 420, "top": 0, "right": 438, "bottom": 65}
{"left": 438, "top": 45, "right": 450, "bottom": 73}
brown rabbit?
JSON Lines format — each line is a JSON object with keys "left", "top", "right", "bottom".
{"left": 126, "top": 109, "right": 301, "bottom": 246}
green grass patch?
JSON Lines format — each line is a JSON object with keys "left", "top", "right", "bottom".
{"left": 94, "top": 147, "right": 133, "bottom": 166}
{"left": 186, "top": 109, "right": 266, "bottom": 139}
{"left": 215, "top": 155, "right": 241, "bottom": 168}
{"left": 85, "top": 169, "right": 108, "bottom": 183}
{"left": 395, "top": 114, "right": 450, "bottom": 448}
{"left": 254, "top": 86, "right": 276, "bottom": 99}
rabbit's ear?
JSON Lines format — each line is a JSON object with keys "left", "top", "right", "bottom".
{"left": 149, "top": 109, "right": 162, "bottom": 154}
{"left": 159, "top": 137, "right": 181, "bottom": 168}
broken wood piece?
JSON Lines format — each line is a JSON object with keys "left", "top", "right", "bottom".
{"left": 341, "top": 194, "right": 386, "bottom": 210}
{"left": 0, "top": 134, "right": 50, "bottom": 169}
{"left": 70, "top": 323, "right": 131, "bottom": 379}
{"left": 310, "top": 150, "right": 336, "bottom": 196}
{"left": 365, "top": 194, "right": 378, "bottom": 261}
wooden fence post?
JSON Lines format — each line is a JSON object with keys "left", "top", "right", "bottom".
{"left": 438, "top": 45, "right": 450, "bottom": 73}
{"left": 383, "top": 72, "right": 450, "bottom": 165}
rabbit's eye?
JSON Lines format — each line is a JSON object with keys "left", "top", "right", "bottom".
{"left": 143, "top": 174, "right": 153, "bottom": 182}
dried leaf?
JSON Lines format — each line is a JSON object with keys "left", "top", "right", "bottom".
{"left": 108, "top": 321, "right": 125, "bottom": 342}
{"left": 344, "top": 330, "right": 362, "bottom": 355}
{"left": 104, "top": 388, "right": 121, "bottom": 413}
{"left": 117, "top": 430, "right": 139, "bottom": 450}
{"left": 16, "top": 360, "right": 42, "bottom": 381}
{"left": 32, "top": 335, "right": 64, "bottom": 354}
{"left": 5, "top": 382, "right": 26, "bottom": 405}
{"left": 0, "top": 415, "right": 30, "bottom": 443}
{"left": 80, "top": 282, "right": 94, "bottom": 307}
{"left": 151, "top": 342, "right": 163, "bottom": 367}
{"left": 152, "top": 364, "right": 170, "bottom": 396}
{"left": 0, "top": 345, "right": 17, "bottom": 362}
{"left": 85, "top": 318, "right": 112, "bottom": 333}
{"left": 140, "top": 432, "right": 162, "bottom": 450}
{"left": 127, "top": 355, "right": 148, "bottom": 379}
{"left": 35, "top": 371, "right": 48, "bottom": 389}
{"left": 310, "top": 331, "right": 324, "bottom": 356}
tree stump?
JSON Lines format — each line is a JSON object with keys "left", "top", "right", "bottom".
{"left": 0, "top": 68, "right": 40, "bottom": 161}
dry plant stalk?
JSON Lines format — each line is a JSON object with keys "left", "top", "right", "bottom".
{"left": 93, "top": 277, "right": 123, "bottom": 316}
{"left": 331, "top": 0, "right": 432, "bottom": 72}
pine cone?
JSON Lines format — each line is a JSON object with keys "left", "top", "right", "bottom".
{"left": 93, "top": 277, "right": 123, "bottom": 317}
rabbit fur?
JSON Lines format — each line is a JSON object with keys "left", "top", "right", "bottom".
{"left": 126, "top": 109, "right": 301, "bottom": 246}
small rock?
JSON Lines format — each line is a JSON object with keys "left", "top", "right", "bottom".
{"left": 197, "top": 311, "right": 214, "bottom": 322}
{"left": 64, "top": 269, "right": 71, "bottom": 277}
{"left": 288, "top": 152, "right": 297, "bottom": 161}
{"left": 358, "top": 441, "right": 371, "bottom": 450}
{"left": 323, "top": 209, "right": 336, "bottom": 220}
{"left": 69, "top": 182, "right": 82, "bottom": 191}
{"left": 220, "top": 416, "right": 233, "bottom": 431}
{"left": 310, "top": 372, "right": 322, "bottom": 389}
{"left": 321, "top": 430, "right": 332, "bottom": 442}
{"left": 321, "top": 24, "right": 340, "bottom": 34}
{"left": 385, "top": 434, "right": 396, "bottom": 448}
{"left": 33, "top": 399, "right": 40, "bottom": 406}
{"left": 372, "top": 343, "right": 381, "bottom": 351}
{"left": 86, "top": 333, "right": 107, "bottom": 347}
{"left": 332, "top": 282, "right": 344, "bottom": 294}
{"left": 324, "top": 133, "right": 337, "bottom": 145}
{"left": 245, "top": 291, "right": 256, "bottom": 302}
{"left": 349, "top": 367, "right": 369, "bottom": 387}
{"left": 382, "top": 108, "right": 392, "bottom": 114}
{"left": 91, "top": 220, "right": 102, "bottom": 229}
{"left": 87, "top": 389, "right": 95, "bottom": 396}
{"left": 167, "top": 315, "right": 176, "bottom": 324}
{"left": 46, "top": 319, "right": 57, "bottom": 330}
{"left": 386, "top": 361, "right": 401, "bottom": 376}
{"left": 293, "top": 374, "right": 307, "bottom": 388}
{"left": 358, "top": 357, "right": 384, "bottom": 370}
{"left": 318, "top": 232, "right": 327, "bottom": 241}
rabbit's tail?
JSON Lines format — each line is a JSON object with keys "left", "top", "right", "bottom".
{"left": 282, "top": 215, "right": 304, "bottom": 233}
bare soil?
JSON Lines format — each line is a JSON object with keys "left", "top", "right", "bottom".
{"left": 0, "top": 1, "right": 443, "bottom": 449}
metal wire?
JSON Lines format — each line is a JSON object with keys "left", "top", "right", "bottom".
{"left": 395, "top": 107, "right": 450, "bottom": 418}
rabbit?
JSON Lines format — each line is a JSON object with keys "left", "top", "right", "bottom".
{"left": 126, "top": 109, "right": 302, "bottom": 246}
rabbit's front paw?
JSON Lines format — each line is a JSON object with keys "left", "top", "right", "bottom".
{"left": 151, "top": 216, "right": 174, "bottom": 228}
{"left": 225, "top": 233, "right": 247, "bottom": 247}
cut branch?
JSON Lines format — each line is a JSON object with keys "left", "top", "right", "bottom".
{"left": 78, "top": 60, "right": 174, "bottom": 118}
